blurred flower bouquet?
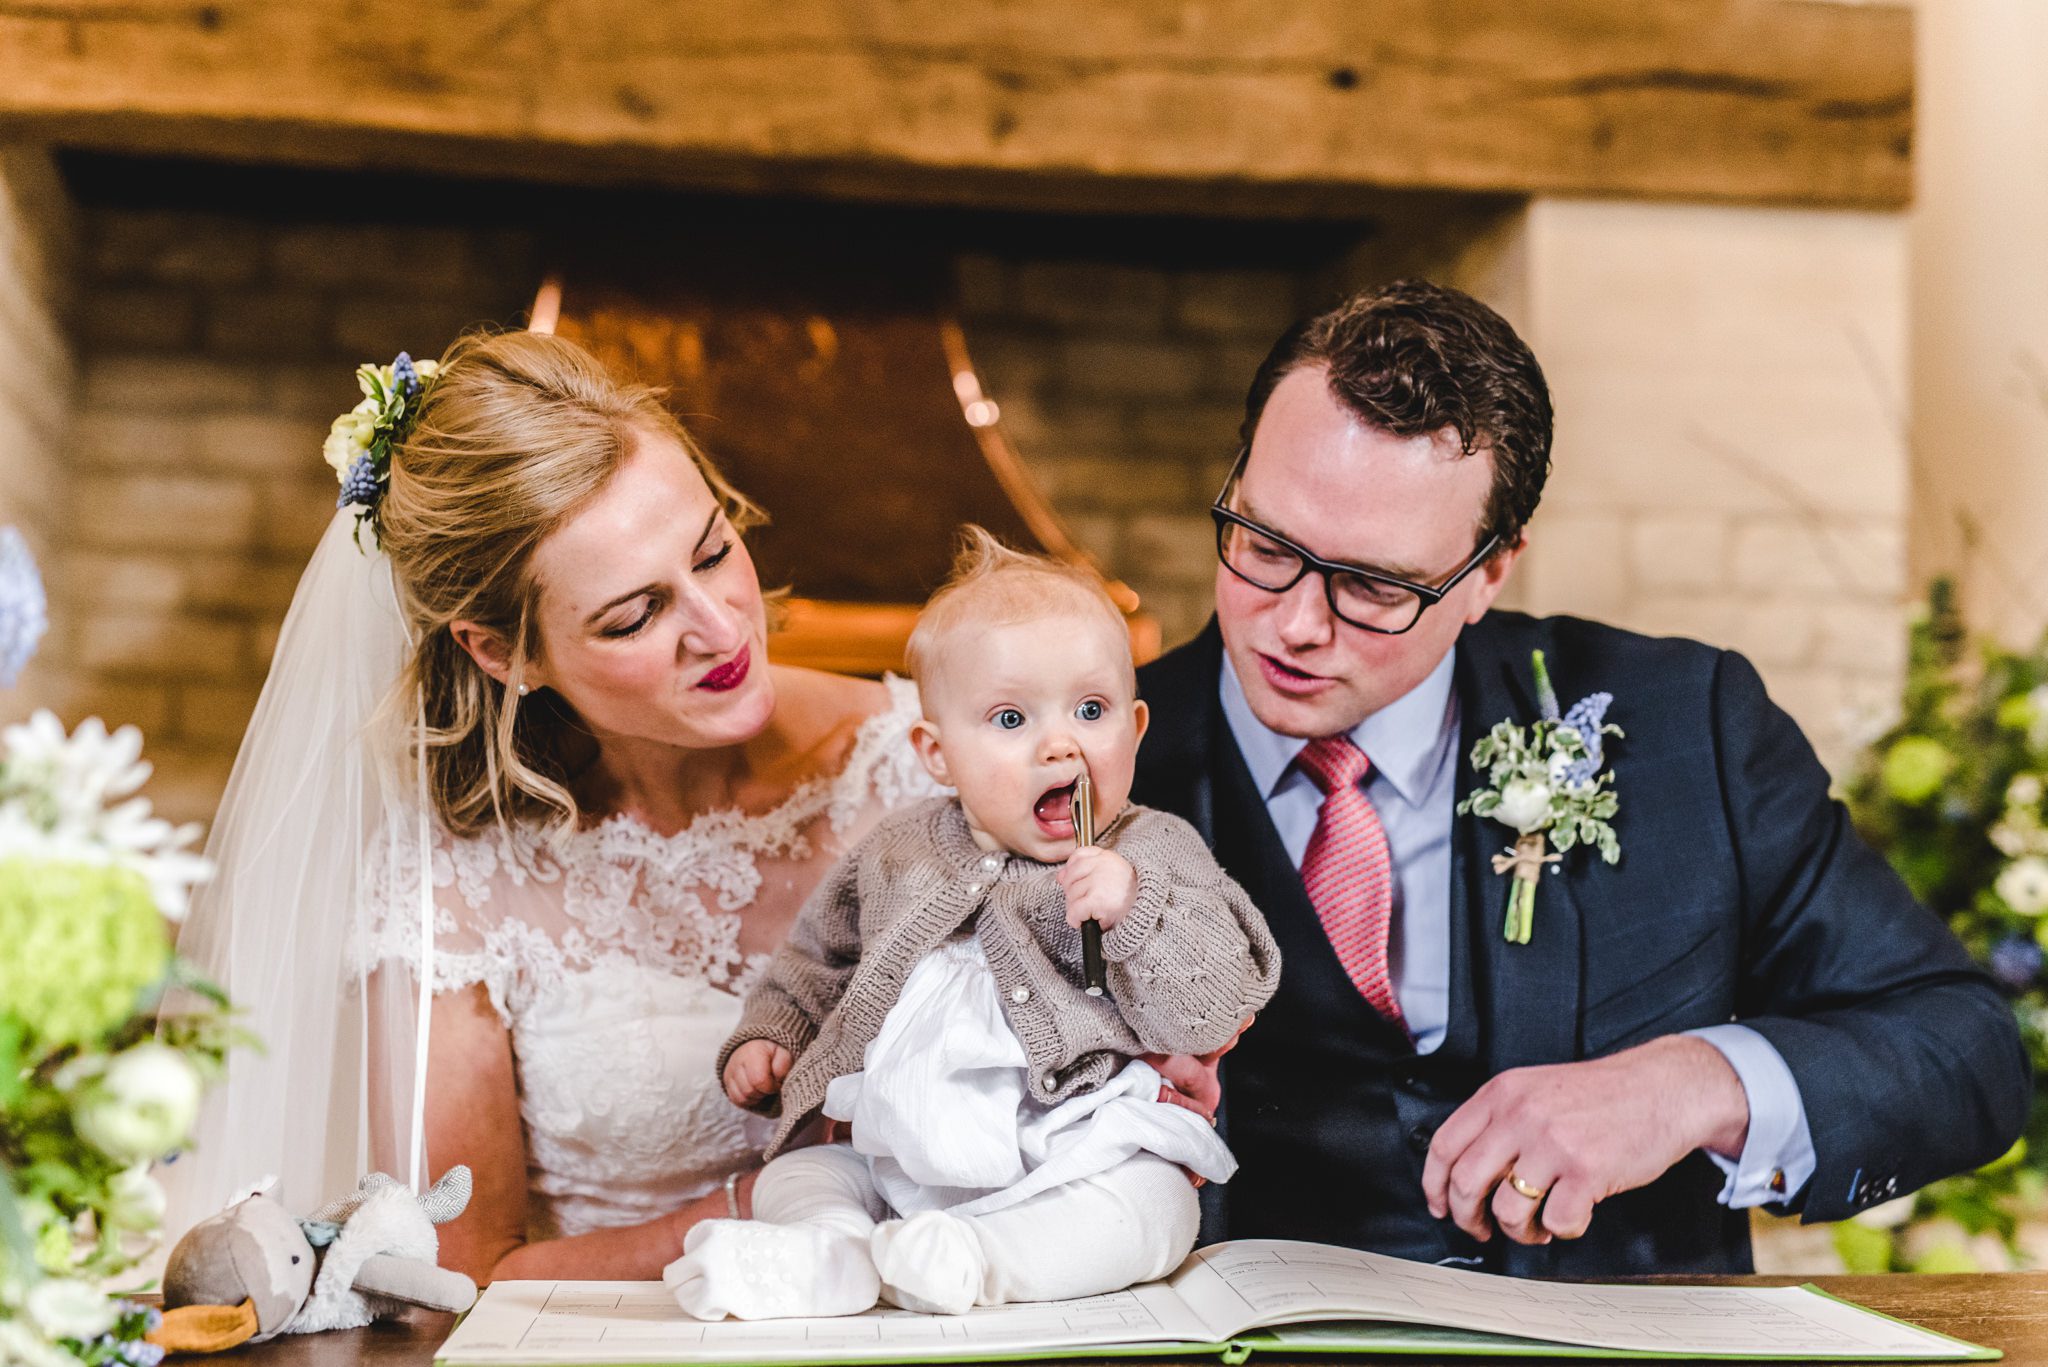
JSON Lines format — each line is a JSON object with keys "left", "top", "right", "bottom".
{"left": 0, "top": 529, "right": 243, "bottom": 1367}
{"left": 1839, "top": 578, "right": 2048, "bottom": 1272}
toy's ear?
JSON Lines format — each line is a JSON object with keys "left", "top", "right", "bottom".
{"left": 146, "top": 1301, "right": 260, "bottom": 1353}
{"left": 419, "top": 1165, "right": 473, "bottom": 1225}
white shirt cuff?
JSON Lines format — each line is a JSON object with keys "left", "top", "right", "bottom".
{"left": 1686, "top": 1023, "right": 1816, "bottom": 1209}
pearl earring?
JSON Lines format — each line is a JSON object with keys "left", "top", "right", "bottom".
{"left": 517, "top": 684, "right": 530, "bottom": 697}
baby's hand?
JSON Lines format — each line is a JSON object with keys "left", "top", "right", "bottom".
{"left": 723, "top": 1039, "right": 794, "bottom": 1108}
{"left": 1057, "top": 846, "right": 1138, "bottom": 932}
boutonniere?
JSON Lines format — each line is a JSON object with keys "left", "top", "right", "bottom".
{"left": 1455, "top": 650, "right": 1623, "bottom": 944}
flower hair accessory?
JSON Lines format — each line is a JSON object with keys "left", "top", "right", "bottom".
{"left": 1456, "top": 649, "right": 1623, "bottom": 944}
{"left": 323, "top": 352, "right": 438, "bottom": 541}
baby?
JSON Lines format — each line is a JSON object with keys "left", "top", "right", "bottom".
{"left": 665, "top": 528, "right": 1280, "bottom": 1320}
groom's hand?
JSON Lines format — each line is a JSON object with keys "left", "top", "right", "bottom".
{"left": 723, "top": 1039, "right": 794, "bottom": 1109}
{"left": 1421, "top": 1035, "right": 1750, "bottom": 1245}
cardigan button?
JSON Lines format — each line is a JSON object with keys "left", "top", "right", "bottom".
{"left": 1042, "top": 1074, "right": 1058, "bottom": 1092}
{"left": 1010, "top": 986, "right": 1030, "bottom": 1004}
{"left": 965, "top": 882, "right": 985, "bottom": 896}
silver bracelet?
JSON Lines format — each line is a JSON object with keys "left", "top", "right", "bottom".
{"left": 724, "top": 1169, "right": 742, "bottom": 1220}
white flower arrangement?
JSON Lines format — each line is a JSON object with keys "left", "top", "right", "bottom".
{"left": 1994, "top": 857, "right": 2048, "bottom": 917}
{"left": 0, "top": 712, "right": 213, "bottom": 922}
{"left": 1992, "top": 772, "right": 2048, "bottom": 919}
{"left": 0, "top": 536, "right": 240, "bottom": 1367}
{"left": 1457, "top": 650, "right": 1623, "bottom": 944}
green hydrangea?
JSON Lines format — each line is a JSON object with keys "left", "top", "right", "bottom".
{"left": 1881, "top": 736, "right": 1956, "bottom": 805}
{"left": 0, "top": 858, "right": 168, "bottom": 1052}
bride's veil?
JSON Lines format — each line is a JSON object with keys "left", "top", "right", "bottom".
{"left": 161, "top": 510, "right": 437, "bottom": 1242}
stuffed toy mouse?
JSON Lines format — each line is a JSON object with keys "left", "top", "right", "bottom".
{"left": 146, "top": 1168, "right": 479, "bottom": 1353}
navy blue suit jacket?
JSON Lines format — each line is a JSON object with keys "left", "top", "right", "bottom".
{"left": 1133, "top": 611, "right": 2029, "bottom": 1275}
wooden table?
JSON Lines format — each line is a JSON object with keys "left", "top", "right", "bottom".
{"left": 170, "top": 1273, "right": 2048, "bottom": 1367}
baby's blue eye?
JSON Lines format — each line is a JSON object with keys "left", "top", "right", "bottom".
{"left": 1076, "top": 700, "right": 1105, "bottom": 722}
{"left": 994, "top": 708, "right": 1025, "bottom": 730}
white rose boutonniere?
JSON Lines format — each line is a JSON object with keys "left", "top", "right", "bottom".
{"left": 1456, "top": 649, "right": 1624, "bottom": 944}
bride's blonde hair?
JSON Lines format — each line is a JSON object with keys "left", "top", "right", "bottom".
{"left": 375, "top": 329, "right": 764, "bottom": 839}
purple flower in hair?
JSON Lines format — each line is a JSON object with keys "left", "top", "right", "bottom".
{"left": 338, "top": 454, "right": 382, "bottom": 511}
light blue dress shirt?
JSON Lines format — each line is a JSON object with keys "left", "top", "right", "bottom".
{"left": 1217, "top": 650, "right": 1816, "bottom": 1208}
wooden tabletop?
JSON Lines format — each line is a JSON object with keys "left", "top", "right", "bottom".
{"left": 170, "top": 1272, "right": 2048, "bottom": 1367}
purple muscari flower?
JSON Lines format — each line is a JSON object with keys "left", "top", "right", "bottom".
{"left": 0, "top": 526, "right": 48, "bottom": 688}
{"left": 392, "top": 351, "right": 420, "bottom": 400}
{"left": 121, "top": 1339, "right": 165, "bottom": 1367}
{"left": 337, "top": 454, "right": 382, "bottom": 510}
{"left": 1990, "top": 935, "right": 2043, "bottom": 992}
{"left": 1558, "top": 691, "right": 1615, "bottom": 787}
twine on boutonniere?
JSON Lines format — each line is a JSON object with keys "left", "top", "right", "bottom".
{"left": 1456, "top": 649, "right": 1623, "bottom": 944}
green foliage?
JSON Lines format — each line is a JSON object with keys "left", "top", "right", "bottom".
{"left": 1832, "top": 1218, "right": 1895, "bottom": 1273}
{"left": 1842, "top": 578, "right": 2048, "bottom": 1269}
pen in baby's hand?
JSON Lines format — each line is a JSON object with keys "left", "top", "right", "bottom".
{"left": 1072, "top": 771, "right": 1107, "bottom": 997}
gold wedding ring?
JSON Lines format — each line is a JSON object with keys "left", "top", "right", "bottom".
{"left": 1505, "top": 1171, "right": 1549, "bottom": 1202}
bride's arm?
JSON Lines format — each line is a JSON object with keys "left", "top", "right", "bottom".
{"left": 426, "top": 983, "right": 757, "bottom": 1283}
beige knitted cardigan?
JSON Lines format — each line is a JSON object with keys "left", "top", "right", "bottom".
{"left": 722, "top": 795, "right": 1281, "bottom": 1159}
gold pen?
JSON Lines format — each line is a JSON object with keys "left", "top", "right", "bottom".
{"left": 1072, "top": 771, "right": 1107, "bottom": 997}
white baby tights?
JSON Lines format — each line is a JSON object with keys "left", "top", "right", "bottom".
{"left": 665, "top": 1145, "right": 1199, "bottom": 1320}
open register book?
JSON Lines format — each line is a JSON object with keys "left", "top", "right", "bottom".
{"left": 436, "top": 1239, "right": 1995, "bottom": 1364}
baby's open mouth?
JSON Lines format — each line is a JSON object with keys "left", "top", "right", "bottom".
{"left": 1033, "top": 779, "right": 1078, "bottom": 836}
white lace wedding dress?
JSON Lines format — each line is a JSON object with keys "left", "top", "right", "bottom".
{"left": 361, "top": 676, "right": 942, "bottom": 1239}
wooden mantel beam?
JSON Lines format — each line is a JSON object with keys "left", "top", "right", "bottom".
{"left": 0, "top": 1, "right": 1912, "bottom": 215}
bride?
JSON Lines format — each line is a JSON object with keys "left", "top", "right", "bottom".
{"left": 164, "top": 330, "right": 945, "bottom": 1280}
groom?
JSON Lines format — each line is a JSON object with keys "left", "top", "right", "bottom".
{"left": 1131, "top": 279, "right": 2029, "bottom": 1276}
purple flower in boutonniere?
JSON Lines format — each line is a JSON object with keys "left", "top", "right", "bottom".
{"left": 1455, "top": 650, "right": 1624, "bottom": 944}
{"left": 1558, "top": 692, "right": 1615, "bottom": 789}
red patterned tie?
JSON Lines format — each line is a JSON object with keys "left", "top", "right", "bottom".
{"left": 1296, "top": 735, "right": 1406, "bottom": 1032}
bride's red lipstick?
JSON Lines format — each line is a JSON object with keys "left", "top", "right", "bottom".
{"left": 696, "top": 645, "right": 751, "bottom": 693}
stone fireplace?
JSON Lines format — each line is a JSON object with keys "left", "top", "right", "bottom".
{"left": 11, "top": 153, "right": 1528, "bottom": 821}
{"left": 0, "top": 142, "right": 1912, "bottom": 832}
{"left": 0, "top": 1, "right": 1918, "bottom": 831}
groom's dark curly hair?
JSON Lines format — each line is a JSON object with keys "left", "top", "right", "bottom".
{"left": 1237, "top": 279, "right": 1552, "bottom": 553}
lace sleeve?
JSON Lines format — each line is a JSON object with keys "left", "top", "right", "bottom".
{"left": 826, "top": 674, "right": 949, "bottom": 835}
{"left": 356, "top": 817, "right": 565, "bottom": 1025}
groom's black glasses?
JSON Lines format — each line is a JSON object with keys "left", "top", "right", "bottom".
{"left": 1210, "top": 449, "right": 1501, "bottom": 636}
